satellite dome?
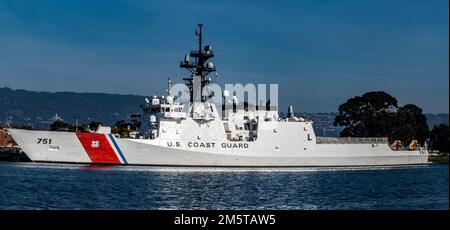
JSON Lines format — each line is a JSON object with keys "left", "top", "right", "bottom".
{"left": 166, "top": 95, "right": 174, "bottom": 104}
{"left": 273, "top": 113, "right": 279, "bottom": 120}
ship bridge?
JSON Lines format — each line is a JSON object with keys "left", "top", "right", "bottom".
{"left": 138, "top": 24, "right": 318, "bottom": 144}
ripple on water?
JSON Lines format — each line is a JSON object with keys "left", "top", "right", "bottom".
{"left": 0, "top": 162, "right": 447, "bottom": 210}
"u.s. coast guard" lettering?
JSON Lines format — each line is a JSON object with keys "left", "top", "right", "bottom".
{"left": 166, "top": 141, "right": 249, "bottom": 149}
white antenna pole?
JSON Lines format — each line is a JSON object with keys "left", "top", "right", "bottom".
{"left": 156, "top": 66, "right": 160, "bottom": 96}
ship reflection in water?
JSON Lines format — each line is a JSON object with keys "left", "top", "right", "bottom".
{"left": 0, "top": 161, "right": 447, "bottom": 210}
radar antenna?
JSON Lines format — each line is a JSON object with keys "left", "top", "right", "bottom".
{"left": 180, "top": 24, "right": 216, "bottom": 102}
{"left": 166, "top": 78, "right": 172, "bottom": 97}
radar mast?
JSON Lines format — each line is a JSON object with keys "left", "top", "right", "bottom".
{"left": 180, "top": 24, "right": 216, "bottom": 102}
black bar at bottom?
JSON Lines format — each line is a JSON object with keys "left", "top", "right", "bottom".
{"left": 0, "top": 210, "right": 447, "bottom": 227}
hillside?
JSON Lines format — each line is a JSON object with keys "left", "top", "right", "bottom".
{"left": 0, "top": 87, "right": 448, "bottom": 130}
{"left": 425, "top": 113, "right": 449, "bottom": 128}
{"left": 0, "top": 87, "right": 146, "bottom": 127}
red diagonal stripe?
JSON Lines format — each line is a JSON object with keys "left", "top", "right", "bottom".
{"left": 76, "top": 133, "right": 121, "bottom": 164}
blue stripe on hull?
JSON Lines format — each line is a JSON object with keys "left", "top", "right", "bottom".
{"left": 108, "top": 134, "right": 128, "bottom": 164}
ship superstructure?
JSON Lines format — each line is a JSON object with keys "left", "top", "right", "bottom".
{"left": 7, "top": 25, "right": 429, "bottom": 167}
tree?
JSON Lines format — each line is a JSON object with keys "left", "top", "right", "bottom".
{"left": 50, "top": 120, "right": 73, "bottom": 131}
{"left": 130, "top": 113, "right": 142, "bottom": 130}
{"left": 18, "top": 124, "right": 33, "bottom": 130}
{"left": 334, "top": 91, "right": 428, "bottom": 145}
{"left": 111, "top": 114, "right": 142, "bottom": 138}
{"left": 402, "top": 104, "right": 429, "bottom": 144}
{"left": 111, "top": 120, "right": 132, "bottom": 138}
{"left": 50, "top": 120, "right": 85, "bottom": 132}
{"left": 334, "top": 91, "right": 398, "bottom": 137}
{"left": 429, "top": 124, "right": 449, "bottom": 154}
{"left": 390, "top": 107, "right": 417, "bottom": 144}
{"left": 84, "top": 121, "right": 103, "bottom": 132}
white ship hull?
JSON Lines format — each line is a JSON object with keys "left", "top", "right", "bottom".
{"left": 7, "top": 129, "right": 429, "bottom": 167}
{"left": 6, "top": 25, "right": 430, "bottom": 168}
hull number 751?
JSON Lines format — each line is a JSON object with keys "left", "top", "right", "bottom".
{"left": 37, "top": 138, "right": 52, "bottom": 144}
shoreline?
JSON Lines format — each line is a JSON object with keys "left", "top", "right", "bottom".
{"left": 428, "top": 154, "right": 449, "bottom": 164}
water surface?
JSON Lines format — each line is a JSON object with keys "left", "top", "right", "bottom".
{"left": 0, "top": 162, "right": 447, "bottom": 210}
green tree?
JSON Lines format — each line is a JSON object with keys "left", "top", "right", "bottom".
{"left": 130, "top": 113, "right": 142, "bottom": 130}
{"left": 84, "top": 121, "right": 103, "bottom": 132}
{"left": 390, "top": 107, "right": 416, "bottom": 144}
{"left": 334, "top": 91, "right": 398, "bottom": 137}
{"left": 402, "top": 104, "right": 429, "bottom": 144}
{"left": 111, "top": 120, "right": 132, "bottom": 138}
{"left": 50, "top": 120, "right": 73, "bottom": 131}
{"left": 429, "top": 124, "right": 449, "bottom": 154}
{"left": 50, "top": 120, "right": 85, "bottom": 132}
{"left": 334, "top": 91, "right": 428, "bottom": 145}
{"left": 18, "top": 124, "right": 33, "bottom": 130}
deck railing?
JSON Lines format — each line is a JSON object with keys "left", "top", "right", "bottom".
{"left": 316, "top": 137, "right": 388, "bottom": 144}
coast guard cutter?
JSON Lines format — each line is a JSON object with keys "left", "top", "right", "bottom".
{"left": 7, "top": 24, "right": 429, "bottom": 167}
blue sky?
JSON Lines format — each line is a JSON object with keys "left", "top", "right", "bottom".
{"left": 0, "top": 0, "right": 448, "bottom": 113}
